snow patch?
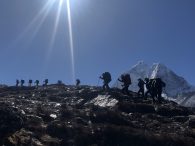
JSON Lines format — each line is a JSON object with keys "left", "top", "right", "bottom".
{"left": 89, "top": 95, "right": 118, "bottom": 107}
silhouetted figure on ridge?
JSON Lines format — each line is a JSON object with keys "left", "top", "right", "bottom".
{"left": 16, "top": 79, "right": 19, "bottom": 86}
{"left": 35, "top": 80, "right": 39, "bottom": 88}
{"left": 118, "top": 74, "right": 131, "bottom": 95}
{"left": 21, "top": 80, "right": 25, "bottom": 87}
{"left": 43, "top": 79, "right": 48, "bottom": 86}
{"left": 137, "top": 78, "right": 145, "bottom": 97}
{"left": 144, "top": 78, "right": 152, "bottom": 98}
{"left": 76, "top": 79, "right": 80, "bottom": 86}
{"left": 100, "top": 72, "right": 112, "bottom": 90}
{"left": 28, "top": 79, "right": 33, "bottom": 87}
{"left": 58, "top": 80, "right": 63, "bottom": 85}
{"left": 145, "top": 78, "right": 166, "bottom": 103}
{"left": 152, "top": 78, "right": 166, "bottom": 103}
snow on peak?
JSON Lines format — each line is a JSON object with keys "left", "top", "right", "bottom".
{"left": 150, "top": 63, "right": 165, "bottom": 78}
{"left": 113, "top": 61, "right": 194, "bottom": 98}
{"left": 115, "top": 61, "right": 150, "bottom": 92}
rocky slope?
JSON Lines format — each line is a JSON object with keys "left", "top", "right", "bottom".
{"left": 1, "top": 85, "right": 195, "bottom": 146}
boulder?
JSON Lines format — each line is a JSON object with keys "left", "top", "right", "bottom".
{"left": 0, "top": 105, "right": 25, "bottom": 139}
{"left": 118, "top": 102, "right": 155, "bottom": 114}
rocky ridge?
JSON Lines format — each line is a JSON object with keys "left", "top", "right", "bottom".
{"left": 1, "top": 85, "right": 195, "bottom": 146}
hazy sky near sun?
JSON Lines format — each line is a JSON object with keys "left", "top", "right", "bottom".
{"left": 0, "top": 0, "right": 195, "bottom": 86}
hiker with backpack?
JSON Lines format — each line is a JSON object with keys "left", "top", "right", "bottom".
{"left": 16, "top": 79, "right": 20, "bottom": 87}
{"left": 35, "top": 80, "right": 39, "bottom": 88}
{"left": 144, "top": 78, "right": 152, "bottom": 98}
{"left": 118, "top": 74, "right": 131, "bottom": 95}
{"left": 21, "top": 79, "right": 25, "bottom": 87}
{"left": 43, "top": 79, "right": 48, "bottom": 86}
{"left": 152, "top": 78, "right": 166, "bottom": 103}
{"left": 100, "top": 72, "right": 112, "bottom": 90}
{"left": 137, "top": 78, "right": 145, "bottom": 97}
{"left": 28, "top": 79, "right": 33, "bottom": 87}
{"left": 148, "top": 78, "right": 166, "bottom": 103}
{"left": 76, "top": 79, "right": 81, "bottom": 86}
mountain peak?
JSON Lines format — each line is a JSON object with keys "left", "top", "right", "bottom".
{"left": 114, "top": 62, "right": 194, "bottom": 98}
{"left": 132, "top": 61, "right": 148, "bottom": 68}
{"left": 131, "top": 61, "right": 149, "bottom": 75}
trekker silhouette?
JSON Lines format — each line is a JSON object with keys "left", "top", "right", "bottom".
{"left": 137, "top": 78, "right": 145, "bottom": 97}
{"left": 100, "top": 72, "right": 112, "bottom": 90}
{"left": 16, "top": 79, "right": 20, "bottom": 87}
{"left": 145, "top": 78, "right": 157, "bottom": 99}
{"left": 29, "top": 79, "right": 33, "bottom": 87}
{"left": 58, "top": 80, "right": 62, "bottom": 85}
{"left": 118, "top": 74, "right": 131, "bottom": 95}
{"left": 148, "top": 78, "right": 166, "bottom": 103}
{"left": 153, "top": 78, "right": 166, "bottom": 103}
{"left": 43, "top": 79, "right": 48, "bottom": 86}
{"left": 35, "top": 80, "right": 39, "bottom": 88}
{"left": 76, "top": 79, "right": 80, "bottom": 86}
{"left": 144, "top": 78, "right": 151, "bottom": 98}
{"left": 21, "top": 80, "right": 25, "bottom": 87}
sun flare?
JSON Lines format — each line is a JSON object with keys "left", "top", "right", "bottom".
{"left": 13, "top": 0, "right": 76, "bottom": 84}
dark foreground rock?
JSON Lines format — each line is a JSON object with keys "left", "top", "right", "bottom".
{"left": 0, "top": 104, "right": 25, "bottom": 143}
{"left": 0, "top": 85, "right": 195, "bottom": 146}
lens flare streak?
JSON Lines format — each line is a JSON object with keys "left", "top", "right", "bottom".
{"left": 30, "top": 2, "right": 54, "bottom": 41}
{"left": 66, "top": 0, "right": 75, "bottom": 83}
{"left": 46, "top": 0, "right": 63, "bottom": 60}
{"left": 11, "top": 0, "right": 76, "bottom": 84}
{"left": 10, "top": 0, "right": 55, "bottom": 48}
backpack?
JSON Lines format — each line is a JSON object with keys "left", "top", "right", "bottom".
{"left": 148, "top": 79, "right": 155, "bottom": 89}
{"left": 124, "top": 74, "right": 131, "bottom": 84}
{"left": 103, "top": 72, "right": 112, "bottom": 82}
{"left": 138, "top": 79, "right": 144, "bottom": 87}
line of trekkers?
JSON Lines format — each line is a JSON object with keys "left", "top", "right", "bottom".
{"left": 99, "top": 72, "right": 166, "bottom": 103}
{"left": 15, "top": 79, "right": 81, "bottom": 88}
{"left": 15, "top": 71, "right": 166, "bottom": 103}
{"left": 16, "top": 79, "right": 49, "bottom": 88}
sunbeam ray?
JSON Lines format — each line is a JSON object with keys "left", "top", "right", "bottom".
{"left": 29, "top": 1, "right": 55, "bottom": 43}
{"left": 8, "top": 0, "right": 55, "bottom": 49}
{"left": 67, "top": 0, "right": 75, "bottom": 83}
{"left": 46, "top": 0, "right": 63, "bottom": 61}
{"left": 42, "top": 0, "right": 64, "bottom": 75}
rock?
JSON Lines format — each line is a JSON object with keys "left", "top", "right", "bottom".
{"left": 0, "top": 105, "right": 25, "bottom": 139}
{"left": 47, "top": 120, "right": 73, "bottom": 138}
{"left": 5, "top": 129, "right": 41, "bottom": 146}
{"left": 90, "top": 108, "right": 130, "bottom": 126}
{"left": 0, "top": 85, "right": 195, "bottom": 146}
{"left": 173, "top": 116, "right": 189, "bottom": 123}
{"left": 41, "top": 135, "right": 61, "bottom": 146}
{"left": 87, "top": 95, "right": 118, "bottom": 107}
{"left": 155, "top": 105, "right": 190, "bottom": 117}
{"left": 74, "top": 117, "right": 88, "bottom": 125}
{"left": 26, "top": 115, "right": 43, "bottom": 125}
{"left": 118, "top": 102, "right": 155, "bottom": 114}
{"left": 188, "top": 115, "right": 195, "bottom": 128}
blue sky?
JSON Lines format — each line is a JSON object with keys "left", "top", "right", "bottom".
{"left": 0, "top": 0, "right": 195, "bottom": 86}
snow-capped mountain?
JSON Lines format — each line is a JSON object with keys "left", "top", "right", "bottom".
{"left": 113, "top": 61, "right": 195, "bottom": 106}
